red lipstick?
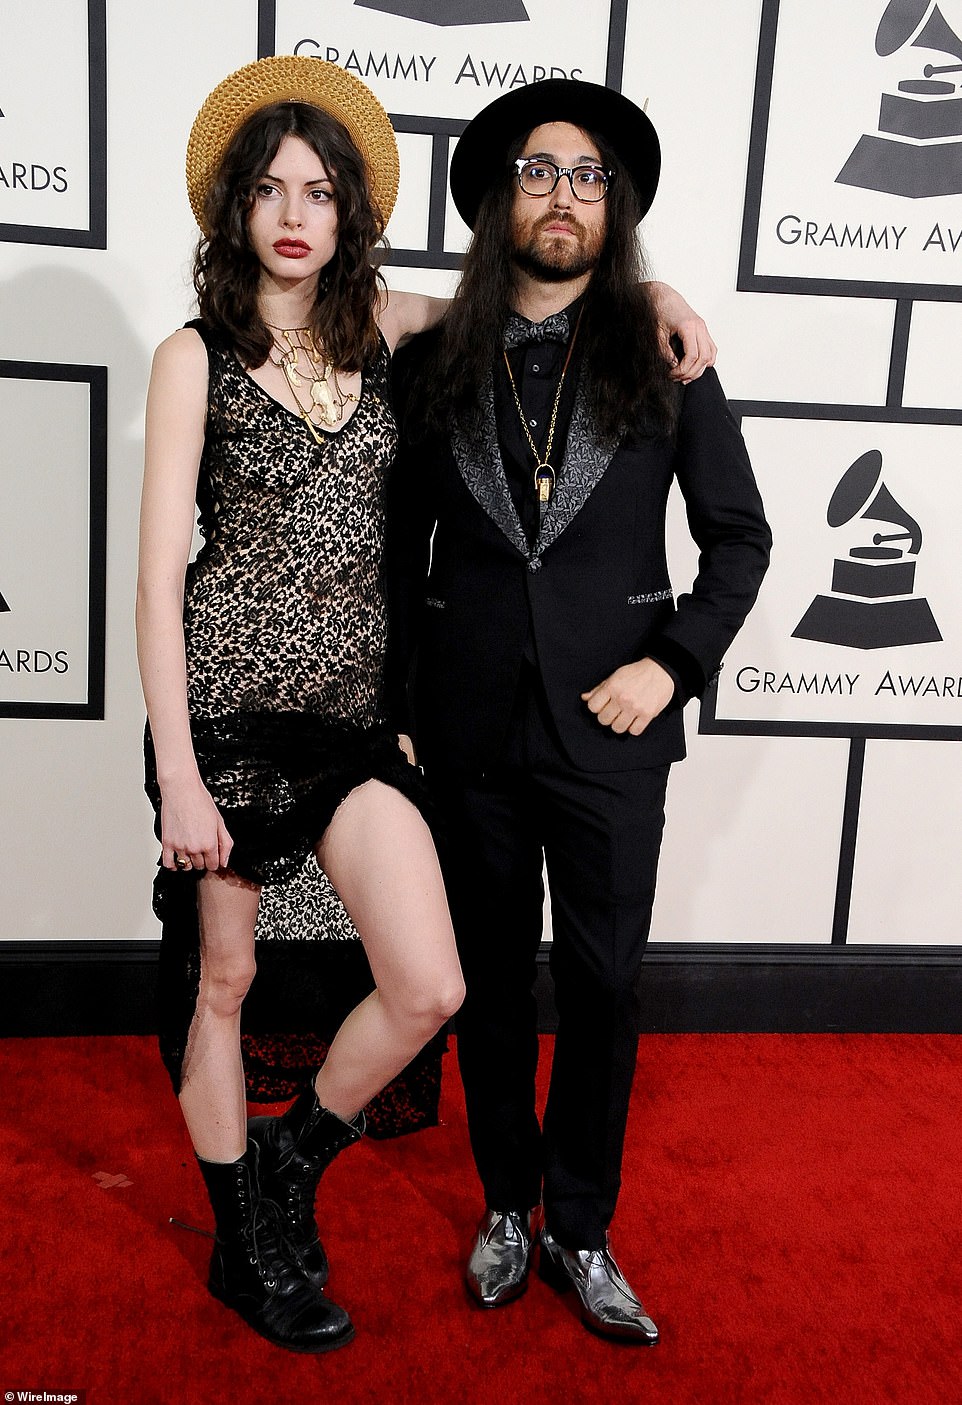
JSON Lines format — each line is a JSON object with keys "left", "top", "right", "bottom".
{"left": 273, "top": 238, "right": 311, "bottom": 258}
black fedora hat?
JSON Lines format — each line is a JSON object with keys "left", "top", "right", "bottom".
{"left": 450, "top": 77, "right": 660, "bottom": 230}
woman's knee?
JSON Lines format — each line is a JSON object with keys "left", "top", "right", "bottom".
{"left": 195, "top": 870, "right": 260, "bottom": 1016}
{"left": 421, "top": 971, "right": 466, "bottom": 1029}
{"left": 437, "top": 972, "right": 467, "bottom": 1023}
{"left": 389, "top": 970, "right": 465, "bottom": 1035}
{"left": 199, "top": 952, "right": 257, "bottom": 1017}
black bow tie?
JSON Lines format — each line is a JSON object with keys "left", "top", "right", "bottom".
{"left": 503, "top": 311, "right": 570, "bottom": 349}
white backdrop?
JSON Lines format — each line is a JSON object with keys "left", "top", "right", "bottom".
{"left": 1, "top": 0, "right": 960, "bottom": 948}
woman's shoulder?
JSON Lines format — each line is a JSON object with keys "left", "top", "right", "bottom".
{"left": 149, "top": 325, "right": 211, "bottom": 395}
{"left": 154, "top": 319, "right": 238, "bottom": 375}
{"left": 156, "top": 323, "right": 208, "bottom": 358}
{"left": 181, "top": 317, "right": 235, "bottom": 354}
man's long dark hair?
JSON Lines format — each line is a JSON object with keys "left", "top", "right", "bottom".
{"left": 413, "top": 129, "right": 678, "bottom": 443}
{"left": 193, "top": 102, "right": 385, "bottom": 371}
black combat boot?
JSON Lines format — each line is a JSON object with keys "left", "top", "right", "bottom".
{"left": 196, "top": 1140, "right": 354, "bottom": 1352}
{"left": 248, "top": 1084, "right": 364, "bottom": 1291}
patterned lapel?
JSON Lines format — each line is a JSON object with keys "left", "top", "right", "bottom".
{"left": 449, "top": 364, "right": 619, "bottom": 565}
{"left": 450, "top": 371, "right": 529, "bottom": 559}
{"left": 534, "top": 373, "right": 618, "bottom": 556}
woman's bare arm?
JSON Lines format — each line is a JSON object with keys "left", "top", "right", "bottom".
{"left": 376, "top": 287, "right": 450, "bottom": 354}
{"left": 136, "top": 328, "right": 232, "bottom": 872}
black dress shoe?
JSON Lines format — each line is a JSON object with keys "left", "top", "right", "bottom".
{"left": 466, "top": 1208, "right": 538, "bottom": 1307}
{"left": 539, "top": 1230, "right": 659, "bottom": 1345}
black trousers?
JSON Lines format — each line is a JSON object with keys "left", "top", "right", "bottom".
{"left": 429, "top": 666, "right": 669, "bottom": 1250}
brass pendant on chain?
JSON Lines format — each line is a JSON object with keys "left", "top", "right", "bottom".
{"left": 502, "top": 306, "right": 583, "bottom": 508}
{"left": 267, "top": 325, "right": 359, "bottom": 442}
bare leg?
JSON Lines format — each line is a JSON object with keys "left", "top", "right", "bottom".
{"left": 312, "top": 781, "right": 464, "bottom": 1121}
{"left": 180, "top": 878, "right": 353, "bottom": 1353}
{"left": 178, "top": 868, "right": 260, "bottom": 1163}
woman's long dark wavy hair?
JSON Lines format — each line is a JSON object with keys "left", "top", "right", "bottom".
{"left": 414, "top": 129, "right": 677, "bottom": 442}
{"left": 193, "top": 102, "right": 386, "bottom": 371}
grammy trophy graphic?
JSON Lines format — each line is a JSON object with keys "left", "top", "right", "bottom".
{"left": 838, "top": 0, "right": 962, "bottom": 197}
{"left": 353, "top": 0, "right": 529, "bottom": 24}
{"left": 793, "top": 448, "right": 941, "bottom": 649}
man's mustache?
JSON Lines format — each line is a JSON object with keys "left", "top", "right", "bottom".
{"left": 533, "top": 210, "right": 583, "bottom": 238}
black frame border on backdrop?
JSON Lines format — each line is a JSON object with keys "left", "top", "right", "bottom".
{"left": 256, "top": 0, "right": 629, "bottom": 268}
{"left": 738, "top": 0, "right": 962, "bottom": 303}
{"left": 699, "top": 398, "right": 962, "bottom": 744}
{"left": 0, "top": 361, "right": 107, "bottom": 720}
{"left": 0, "top": 0, "right": 107, "bottom": 250}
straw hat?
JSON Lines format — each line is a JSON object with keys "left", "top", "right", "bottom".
{"left": 186, "top": 56, "right": 400, "bottom": 233}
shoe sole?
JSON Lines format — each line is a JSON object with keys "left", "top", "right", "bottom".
{"left": 208, "top": 1282, "right": 355, "bottom": 1354}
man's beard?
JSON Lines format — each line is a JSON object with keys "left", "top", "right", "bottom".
{"left": 511, "top": 213, "right": 603, "bottom": 283}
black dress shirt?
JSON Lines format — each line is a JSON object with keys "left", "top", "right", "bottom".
{"left": 494, "top": 296, "right": 586, "bottom": 548}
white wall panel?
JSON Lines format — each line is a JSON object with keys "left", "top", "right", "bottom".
{"left": 1, "top": 1, "right": 959, "bottom": 949}
{"left": 849, "top": 737, "right": 962, "bottom": 944}
{"left": 653, "top": 729, "right": 848, "bottom": 944}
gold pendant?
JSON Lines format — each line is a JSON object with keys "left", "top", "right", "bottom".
{"left": 535, "top": 463, "right": 555, "bottom": 504}
{"left": 311, "top": 375, "right": 339, "bottom": 426}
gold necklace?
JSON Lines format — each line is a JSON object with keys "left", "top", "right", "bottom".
{"left": 501, "top": 306, "right": 583, "bottom": 505}
{"left": 265, "top": 323, "right": 359, "bottom": 444}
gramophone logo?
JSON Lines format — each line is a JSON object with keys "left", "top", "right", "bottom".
{"left": 838, "top": 0, "right": 962, "bottom": 198}
{"left": 793, "top": 449, "right": 942, "bottom": 649}
{"left": 740, "top": 0, "right": 962, "bottom": 297}
{"left": 353, "top": 0, "right": 529, "bottom": 21}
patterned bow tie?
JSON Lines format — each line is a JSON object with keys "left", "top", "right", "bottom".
{"left": 503, "top": 310, "right": 570, "bottom": 349}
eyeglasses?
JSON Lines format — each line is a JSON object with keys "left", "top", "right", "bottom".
{"left": 513, "top": 158, "right": 612, "bottom": 203}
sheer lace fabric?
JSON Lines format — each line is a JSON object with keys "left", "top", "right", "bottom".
{"left": 145, "top": 322, "right": 439, "bottom": 1129}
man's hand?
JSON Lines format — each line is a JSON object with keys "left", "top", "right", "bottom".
{"left": 581, "top": 658, "right": 675, "bottom": 735}
{"left": 647, "top": 281, "right": 717, "bottom": 383}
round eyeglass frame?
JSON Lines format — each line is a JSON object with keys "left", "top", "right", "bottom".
{"left": 513, "top": 157, "right": 613, "bottom": 203}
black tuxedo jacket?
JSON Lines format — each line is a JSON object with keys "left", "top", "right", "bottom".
{"left": 387, "top": 346, "right": 771, "bottom": 773}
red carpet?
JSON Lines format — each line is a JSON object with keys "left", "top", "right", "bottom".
{"left": 1, "top": 1034, "right": 960, "bottom": 1404}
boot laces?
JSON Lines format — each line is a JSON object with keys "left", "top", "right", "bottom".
{"left": 244, "top": 1196, "right": 294, "bottom": 1289}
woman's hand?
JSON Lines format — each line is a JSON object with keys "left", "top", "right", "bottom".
{"left": 160, "top": 774, "right": 234, "bottom": 873}
{"left": 397, "top": 733, "right": 418, "bottom": 766}
{"left": 647, "top": 281, "right": 717, "bottom": 383}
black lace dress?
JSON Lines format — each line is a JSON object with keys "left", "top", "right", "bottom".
{"left": 145, "top": 321, "right": 442, "bottom": 1134}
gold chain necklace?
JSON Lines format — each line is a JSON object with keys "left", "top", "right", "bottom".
{"left": 501, "top": 305, "right": 583, "bottom": 505}
{"left": 265, "top": 323, "right": 359, "bottom": 444}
